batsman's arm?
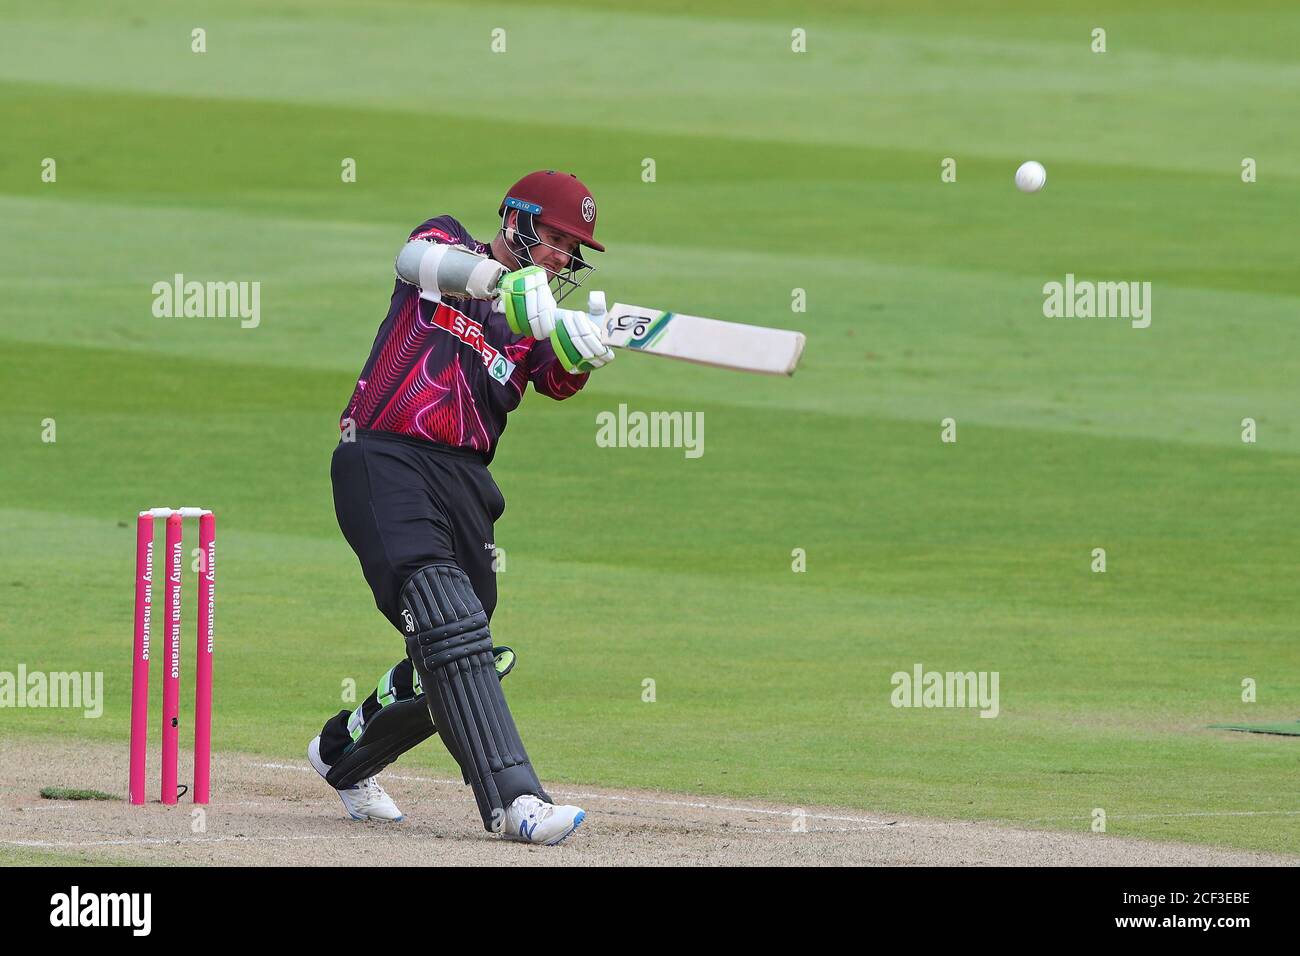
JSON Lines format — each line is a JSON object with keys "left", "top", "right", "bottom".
{"left": 395, "top": 239, "right": 506, "bottom": 301}
{"left": 527, "top": 338, "right": 590, "bottom": 399}
{"left": 396, "top": 240, "right": 560, "bottom": 339}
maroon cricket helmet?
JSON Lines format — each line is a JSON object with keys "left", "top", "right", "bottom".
{"left": 499, "top": 170, "right": 604, "bottom": 252}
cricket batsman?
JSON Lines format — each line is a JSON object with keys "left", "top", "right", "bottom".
{"left": 306, "top": 170, "right": 613, "bottom": 844}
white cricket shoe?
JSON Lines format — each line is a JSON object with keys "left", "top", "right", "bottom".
{"left": 502, "top": 793, "right": 585, "bottom": 845}
{"left": 307, "top": 735, "right": 405, "bottom": 822}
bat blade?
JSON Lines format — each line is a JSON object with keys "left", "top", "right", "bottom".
{"left": 603, "top": 304, "right": 806, "bottom": 376}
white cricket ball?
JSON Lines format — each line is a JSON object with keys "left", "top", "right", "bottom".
{"left": 1015, "top": 160, "right": 1047, "bottom": 193}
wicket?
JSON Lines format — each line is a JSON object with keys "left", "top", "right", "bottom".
{"left": 129, "top": 507, "right": 215, "bottom": 805}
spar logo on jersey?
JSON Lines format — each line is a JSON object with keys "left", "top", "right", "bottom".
{"left": 432, "top": 304, "right": 517, "bottom": 385}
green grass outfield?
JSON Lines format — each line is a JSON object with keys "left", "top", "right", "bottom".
{"left": 1, "top": 0, "right": 1297, "bottom": 855}
{"left": 0, "top": 846, "right": 140, "bottom": 868}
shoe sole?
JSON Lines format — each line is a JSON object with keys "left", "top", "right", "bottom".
{"left": 543, "top": 810, "right": 585, "bottom": 846}
{"left": 346, "top": 810, "right": 406, "bottom": 823}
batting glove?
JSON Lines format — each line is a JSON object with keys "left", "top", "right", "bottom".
{"left": 550, "top": 292, "right": 615, "bottom": 374}
{"left": 499, "top": 266, "right": 557, "bottom": 339}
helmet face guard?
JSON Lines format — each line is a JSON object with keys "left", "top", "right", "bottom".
{"left": 501, "top": 196, "right": 595, "bottom": 304}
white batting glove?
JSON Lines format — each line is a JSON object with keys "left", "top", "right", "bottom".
{"left": 499, "top": 266, "right": 557, "bottom": 339}
{"left": 549, "top": 292, "right": 615, "bottom": 374}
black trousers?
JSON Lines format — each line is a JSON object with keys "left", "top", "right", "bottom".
{"left": 319, "top": 430, "right": 505, "bottom": 765}
{"left": 333, "top": 430, "right": 503, "bottom": 625}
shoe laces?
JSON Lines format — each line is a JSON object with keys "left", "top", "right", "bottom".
{"left": 515, "top": 794, "right": 550, "bottom": 821}
{"left": 357, "top": 776, "right": 385, "bottom": 802}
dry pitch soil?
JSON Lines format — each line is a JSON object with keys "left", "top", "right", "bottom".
{"left": 1, "top": 739, "right": 1294, "bottom": 866}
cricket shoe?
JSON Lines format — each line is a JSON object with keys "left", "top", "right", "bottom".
{"left": 501, "top": 794, "right": 585, "bottom": 845}
{"left": 307, "top": 735, "right": 405, "bottom": 822}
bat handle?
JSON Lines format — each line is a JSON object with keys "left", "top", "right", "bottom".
{"left": 588, "top": 291, "right": 608, "bottom": 342}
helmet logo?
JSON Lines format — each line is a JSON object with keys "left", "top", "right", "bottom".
{"left": 581, "top": 196, "right": 595, "bottom": 223}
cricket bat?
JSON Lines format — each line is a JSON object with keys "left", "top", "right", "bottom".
{"left": 600, "top": 303, "right": 806, "bottom": 376}
{"left": 398, "top": 241, "right": 805, "bottom": 376}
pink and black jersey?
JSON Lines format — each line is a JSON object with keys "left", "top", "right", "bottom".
{"left": 340, "top": 216, "right": 588, "bottom": 461}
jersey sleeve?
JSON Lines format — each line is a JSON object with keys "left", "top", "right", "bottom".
{"left": 397, "top": 216, "right": 478, "bottom": 304}
{"left": 407, "top": 216, "right": 467, "bottom": 245}
{"left": 527, "top": 337, "right": 590, "bottom": 400}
